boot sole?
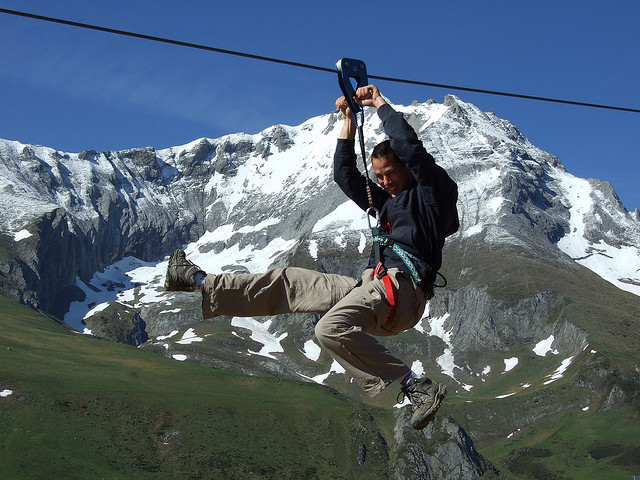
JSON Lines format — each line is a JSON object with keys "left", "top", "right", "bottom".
{"left": 411, "top": 383, "right": 447, "bottom": 430}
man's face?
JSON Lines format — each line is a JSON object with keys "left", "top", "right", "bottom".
{"left": 372, "top": 155, "right": 412, "bottom": 198}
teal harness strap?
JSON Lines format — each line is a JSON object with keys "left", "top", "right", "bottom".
{"left": 372, "top": 235, "right": 424, "bottom": 286}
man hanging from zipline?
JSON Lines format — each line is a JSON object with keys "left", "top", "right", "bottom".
{"left": 164, "top": 82, "right": 459, "bottom": 430}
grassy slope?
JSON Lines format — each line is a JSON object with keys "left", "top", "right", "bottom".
{"left": 0, "top": 295, "right": 391, "bottom": 480}
{"left": 479, "top": 404, "right": 640, "bottom": 480}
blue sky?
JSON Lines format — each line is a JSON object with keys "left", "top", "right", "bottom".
{"left": 1, "top": 1, "right": 639, "bottom": 210}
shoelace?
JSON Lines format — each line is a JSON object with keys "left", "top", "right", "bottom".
{"left": 173, "top": 260, "right": 199, "bottom": 269}
{"left": 171, "top": 253, "right": 201, "bottom": 271}
{"left": 397, "top": 380, "right": 429, "bottom": 407}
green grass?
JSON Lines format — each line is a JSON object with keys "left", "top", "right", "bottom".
{"left": 440, "top": 322, "right": 640, "bottom": 480}
{"left": 478, "top": 406, "right": 640, "bottom": 480}
{"left": 443, "top": 342, "right": 640, "bottom": 479}
{"left": 0, "top": 295, "right": 390, "bottom": 479}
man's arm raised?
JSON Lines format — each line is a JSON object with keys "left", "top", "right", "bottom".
{"left": 336, "top": 96, "right": 356, "bottom": 140}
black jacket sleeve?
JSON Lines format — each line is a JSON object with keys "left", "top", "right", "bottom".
{"left": 378, "top": 104, "right": 460, "bottom": 238}
{"left": 377, "top": 103, "right": 437, "bottom": 183}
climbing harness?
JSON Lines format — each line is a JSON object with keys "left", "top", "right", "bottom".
{"left": 371, "top": 235, "right": 423, "bottom": 286}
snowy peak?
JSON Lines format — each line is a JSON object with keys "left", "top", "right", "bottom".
{"left": 553, "top": 169, "right": 640, "bottom": 294}
{"left": 409, "top": 96, "right": 640, "bottom": 295}
{"left": 1, "top": 94, "right": 639, "bottom": 314}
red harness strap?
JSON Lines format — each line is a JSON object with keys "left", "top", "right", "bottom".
{"left": 374, "top": 262, "right": 397, "bottom": 325}
{"left": 373, "top": 215, "right": 398, "bottom": 325}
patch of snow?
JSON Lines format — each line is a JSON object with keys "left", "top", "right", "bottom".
{"left": 463, "top": 223, "right": 483, "bottom": 238}
{"left": 312, "top": 201, "right": 368, "bottom": 233}
{"left": 64, "top": 256, "right": 164, "bottom": 331}
{"left": 176, "top": 328, "right": 203, "bottom": 345}
{"left": 230, "top": 318, "right": 287, "bottom": 359}
{"left": 1, "top": 389, "right": 13, "bottom": 397}
{"left": 84, "top": 302, "right": 111, "bottom": 319}
{"left": 64, "top": 223, "right": 300, "bottom": 333}
{"left": 507, "top": 428, "right": 521, "bottom": 439}
{"left": 429, "top": 313, "right": 459, "bottom": 378}
{"left": 187, "top": 227, "right": 297, "bottom": 275}
{"left": 308, "top": 240, "right": 318, "bottom": 260}
{"left": 486, "top": 196, "right": 504, "bottom": 214}
{"left": 302, "top": 339, "right": 321, "bottom": 362}
{"left": 410, "top": 360, "right": 425, "bottom": 377}
{"left": 414, "top": 310, "right": 464, "bottom": 382}
{"left": 159, "top": 308, "right": 182, "bottom": 314}
{"left": 554, "top": 168, "right": 640, "bottom": 297}
{"left": 458, "top": 167, "right": 504, "bottom": 240}
{"left": 157, "top": 330, "right": 179, "bottom": 341}
{"left": 13, "top": 229, "right": 32, "bottom": 241}
{"left": 413, "top": 103, "right": 450, "bottom": 130}
{"left": 533, "top": 335, "right": 559, "bottom": 356}
{"left": 357, "top": 232, "right": 367, "bottom": 254}
{"left": 503, "top": 357, "right": 518, "bottom": 373}
{"left": 544, "top": 356, "right": 574, "bottom": 385}
{"left": 310, "top": 359, "right": 345, "bottom": 385}
{"left": 172, "top": 354, "right": 187, "bottom": 361}
{"left": 496, "top": 392, "right": 516, "bottom": 399}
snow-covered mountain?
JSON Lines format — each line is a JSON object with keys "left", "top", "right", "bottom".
{"left": 2, "top": 95, "right": 640, "bottom": 477}
{"left": 2, "top": 95, "right": 638, "bottom": 314}
{"left": 2, "top": 91, "right": 639, "bottom": 341}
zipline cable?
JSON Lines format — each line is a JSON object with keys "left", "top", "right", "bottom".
{"left": 1, "top": 7, "right": 639, "bottom": 115}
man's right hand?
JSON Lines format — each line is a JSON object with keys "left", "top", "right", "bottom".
{"left": 356, "top": 84, "right": 387, "bottom": 109}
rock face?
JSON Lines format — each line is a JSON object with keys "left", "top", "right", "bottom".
{"left": 2, "top": 95, "right": 640, "bottom": 479}
{"left": 392, "top": 413, "right": 501, "bottom": 480}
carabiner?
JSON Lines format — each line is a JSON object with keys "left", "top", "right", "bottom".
{"left": 366, "top": 206, "right": 381, "bottom": 233}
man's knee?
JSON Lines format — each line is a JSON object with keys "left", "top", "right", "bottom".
{"left": 314, "top": 317, "right": 330, "bottom": 347}
{"left": 315, "top": 315, "right": 347, "bottom": 350}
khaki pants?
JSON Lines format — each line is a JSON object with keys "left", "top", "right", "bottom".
{"left": 202, "top": 267, "right": 427, "bottom": 397}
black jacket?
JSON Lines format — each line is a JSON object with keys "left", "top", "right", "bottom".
{"left": 334, "top": 103, "right": 459, "bottom": 291}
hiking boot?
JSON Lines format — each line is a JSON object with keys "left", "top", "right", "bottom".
{"left": 164, "top": 249, "right": 206, "bottom": 291}
{"left": 398, "top": 376, "right": 447, "bottom": 430}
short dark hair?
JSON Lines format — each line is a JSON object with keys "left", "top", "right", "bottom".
{"left": 372, "top": 140, "right": 401, "bottom": 164}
